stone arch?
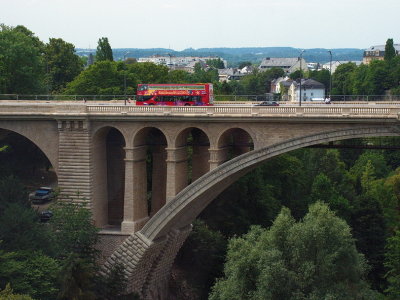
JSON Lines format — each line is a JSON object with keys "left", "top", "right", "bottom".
{"left": 92, "top": 126, "right": 126, "bottom": 228}
{"left": 174, "top": 127, "right": 211, "bottom": 183}
{"left": 215, "top": 127, "right": 254, "bottom": 165}
{"left": 0, "top": 121, "right": 59, "bottom": 172}
{"left": 133, "top": 127, "right": 168, "bottom": 217}
{"left": 0, "top": 127, "right": 58, "bottom": 184}
{"left": 142, "top": 125, "right": 399, "bottom": 240}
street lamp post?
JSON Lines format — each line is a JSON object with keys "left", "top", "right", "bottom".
{"left": 123, "top": 51, "right": 130, "bottom": 105}
{"left": 328, "top": 50, "right": 332, "bottom": 100}
{"left": 299, "top": 50, "right": 305, "bottom": 106}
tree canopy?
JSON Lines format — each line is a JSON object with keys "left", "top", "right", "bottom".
{"left": 385, "top": 39, "right": 396, "bottom": 61}
{"left": 95, "top": 37, "right": 113, "bottom": 62}
{"left": 0, "top": 25, "right": 45, "bottom": 94}
{"left": 44, "top": 38, "right": 83, "bottom": 92}
{"left": 209, "top": 202, "right": 376, "bottom": 300}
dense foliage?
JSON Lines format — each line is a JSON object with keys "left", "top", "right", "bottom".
{"left": 210, "top": 202, "right": 376, "bottom": 300}
{"left": 332, "top": 58, "right": 400, "bottom": 96}
{"left": 95, "top": 37, "right": 114, "bottom": 62}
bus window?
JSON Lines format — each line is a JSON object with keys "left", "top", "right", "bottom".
{"left": 137, "top": 95, "right": 153, "bottom": 102}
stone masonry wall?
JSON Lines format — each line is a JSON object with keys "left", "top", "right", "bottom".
{"left": 57, "top": 120, "right": 93, "bottom": 207}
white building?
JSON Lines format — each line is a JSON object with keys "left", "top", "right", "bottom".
{"left": 270, "top": 76, "right": 292, "bottom": 93}
{"left": 322, "top": 61, "right": 362, "bottom": 73}
{"left": 288, "top": 79, "right": 325, "bottom": 103}
{"left": 137, "top": 55, "right": 227, "bottom": 69}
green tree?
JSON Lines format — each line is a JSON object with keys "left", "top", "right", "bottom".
{"left": 351, "top": 161, "right": 387, "bottom": 291}
{"left": 57, "top": 254, "right": 96, "bottom": 300}
{"left": 0, "top": 283, "right": 33, "bottom": 300}
{"left": 385, "top": 38, "right": 396, "bottom": 61}
{"left": 95, "top": 37, "right": 113, "bottom": 62}
{"left": 174, "top": 220, "right": 227, "bottom": 299}
{"left": 210, "top": 202, "right": 376, "bottom": 300}
{"left": 0, "top": 176, "right": 28, "bottom": 211}
{"left": 167, "top": 69, "right": 191, "bottom": 83}
{"left": 288, "top": 69, "right": 304, "bottom": 81}
{"left": 384, "top": 230, "right": 400, "bottom": 299}
{"left": 351, "top": 64, "right": 370, "bottom": 95}
{"left": 307, "top": 69, "right": 331, "bottom": 91}
{"left": 0, "top": 250, "right": 60, "bottom": 300}
{"left": 64, "top": 60, "right": 123, "bottom": 95}
{"left": 350, "top": 151, "right": 390, "bottom": 183}
{"left": 0, "top": 24, "right": 45, "bottom": 94}
{"left": 364, "top": 60, "right": 390, "bottom": 95}
{"left": 50, "top": 200, "right": 99, "bottom": 260}
{"left": 129, "top": 61, "right": 169, "bottom": 86}
{"left": 331, "top": 62, "right": 357, "bottom": 95}
{"left": 310, "top": 173, "right": 352, "bottom": 220}
{"left": 206, "top": 58, "right": 225, "bottom": 69}
{"left": 48, "top": 200, "right": 100, "bottom": 299}
{"left": 44, "top": 38, "right": 83, "bottom": 92}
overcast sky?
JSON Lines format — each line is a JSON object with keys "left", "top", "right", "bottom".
{"left": 2, "top": 0, "right": 399, "bottom": 50}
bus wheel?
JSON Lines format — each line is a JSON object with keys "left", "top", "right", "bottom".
{"left": 149, "top": 103, "right": 154, "bottom": 105}
{"left": 184, "top": 104, "right": 191, "bottom": 106}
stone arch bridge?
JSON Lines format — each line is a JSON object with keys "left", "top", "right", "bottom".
{"left": 1, "top": 101, "right": 400, "bottom": 299}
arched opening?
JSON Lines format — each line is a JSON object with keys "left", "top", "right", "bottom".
{"left": 92, "top": 127, "right": 126, "bottom": 228}
{"left": 133, "top": 127, "right": 167, "bottom": 217}
{"left": 0, "top": 128, "right": 58, "bottom": 204}
{"left": 217, "top": 128, "right": 254, "bottom": 163}
{"left": 175, "top": 128, "right": 210, "bottom": 184}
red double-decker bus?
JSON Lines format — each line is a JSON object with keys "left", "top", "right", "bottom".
{"left": 136, "top": 83, "right": 214, "bottom": 106}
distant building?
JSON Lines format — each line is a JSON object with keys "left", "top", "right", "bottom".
{"left": 307, "top": 62, "right": 322, "bottom": 71}
{"left": 137, "top": 55, "right": 227, "bottom": 70}
{"left": 270, "top": 76, "right": 292, "bottom": 94}
{"left": 240, "top": 65, "right": 255, "bottom": 74}
{"left": 322, "top": 60, "right": 362, "bottom": 73}
{"left": 259, "top": 57, "right": 308, "bottom": 74}
{"left": 172, "top": 60, "right": 209, "bottom": 73}
{"left": 86, "top": 53, "right": 94, "bottom": 68}
{"left": 288, "top": 79, "right": 325, "bottom": 103}
{"left": 363, "top": 44, "right": 400, "bottom": 64}
{"left": 218, "top": 68, "right": 245, "bottom": 82}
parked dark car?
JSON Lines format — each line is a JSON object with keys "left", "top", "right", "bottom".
{"left": 29, "top": 187, "right": 55, "bottom": 204}
{"left": 255, "top": 101, "right": 279, "bottom": 106}
{"left": 39, "top": 210, "right": 53, "bottom": 222}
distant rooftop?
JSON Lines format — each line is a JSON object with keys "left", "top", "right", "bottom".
{"left": 365, "top": 44, "right": 400, "bottom": 51}
{"left": 259, "top": 57, "right": 300, "bottom": 68}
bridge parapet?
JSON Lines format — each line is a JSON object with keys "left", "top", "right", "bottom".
{"left": 1, "top": 102, "right": 400, "bottom": 120}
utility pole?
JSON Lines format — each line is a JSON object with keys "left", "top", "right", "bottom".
{"left": 299, "top": 50, "right": 305, "bottom": 106}
{"left": 328, "top": 50, "right": 332, "bottom": 99}
{"left": 124, "top": 51, "right": 130, "bottom": 105}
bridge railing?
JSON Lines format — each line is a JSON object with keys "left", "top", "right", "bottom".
{"left": 0, "top": 94, "right": 131, "bottom": 101}
{"left": 1, "top": 101, "right": 400, "bottom": 118}
{"left": 2, "top": 94, "right": 400, "bottom": 103}
{"left": 84, "top": 104, "right": 400, "bottom": 117}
